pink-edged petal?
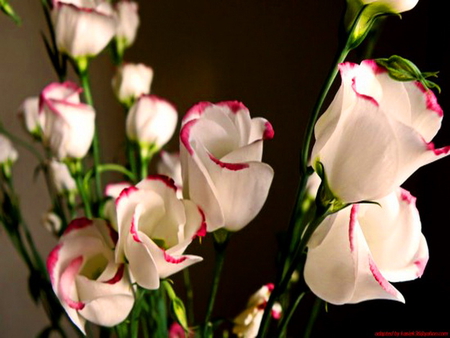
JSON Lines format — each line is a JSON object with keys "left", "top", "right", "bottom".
{"left": 151, "top": 245, "right": 203, "bottom": 279}
{"left": 305, "top": 207, "right": 404, "bottom": 305}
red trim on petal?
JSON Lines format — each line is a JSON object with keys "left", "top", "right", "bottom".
{"left": 64, "top": 217, "right": 92, "bottom": 236}
{"left": 351, "top": 78, "right": 379, "bottom": 106}
{"left": 369, "top": 257, "right": 398, "bottom": 297}
{"left": 193, "top": 207, "right": 207, "bottom": 239}
{"left": 263, "top": 121, "right": 275, "bottom": 140}
{"left": 107, "top": 222, "right": 119, "bottom": 245}
{"left": 338, "top": 62, "right": 358, "bottom": 75}
{"left": 146, "top": 174, "right": 178, "bottom": 192}
{"left": 257, "top": 301, "right": 267, "bottom": 311}
{"left": 180, "top": 119, "right": 198, "bottom": 155}
{"left": 362, "top": 59, "right": 387, "bottom": 75}
{"left": 103, "top": 264, "right": 125, "bottom": 284}
{"left": 183, "top": 101, "right": 212, "bottom": 123}
{"left": 208, "top": 154, "right": 249, "bottom": 171}
{"left": 163, "top": 250, "right": 188, "bottom": 264}
{"left": 115, "top": 186, "right": 139, "bottom": 206}
{"left": 400, "top": 188, "right": 417, "bottom": 205}
{"left": 426, "top": 142, "right": 450, "bottom": 156}
{"left": 271, "top": 307, "right": 282, "bottom": 320}
{"left": 414, "top": 258, "right": 428, "bottom": 278}
{"left": 265, "top": 283, "right": 275, "bottom": 292}
{"left": 60, "top": 256, "right": 85, "bottom": 310}
{"left": 414, "top": 82, "right": 443, "bottom": 117}
{"left": 47, "top": 243, "right": 63, "bottom": 285}
{"left": 217, "top": 100, "right": 247, "bottom": 114}
{"left": 349, "top": 205, "right": 359, "bottom": 252}
{"left": 57, "top": 2, "right": 111, "bottom": 17}
{"left": 130, "top": 212, "right": 142, "bottom": 243}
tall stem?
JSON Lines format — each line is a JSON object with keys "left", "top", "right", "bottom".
{"left": 303, "top": 297, "right": 323, "bottom": 338}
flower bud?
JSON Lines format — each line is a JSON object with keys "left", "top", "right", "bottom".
{"left": 114, "top": 1, "right": 140, "bottom": 56}
{"left": 0, "top": 134, "right": 18, "bottom": 178}
{"left": 112, "top": 63, "right": 153, "bottom": 107}
{"left": 18, "top": 96, "right": 42, "bottom": 138}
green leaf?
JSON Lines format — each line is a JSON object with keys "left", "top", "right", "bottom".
{"left": 1, "top": 0, "right": 21, "bottom": 25}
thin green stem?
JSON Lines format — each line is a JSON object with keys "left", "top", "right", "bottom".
{"left": 183, "top": 268, "right": 195, "bottom": 326}
{"left": 203, "top": 234, "right": 229, "bottom": 335}
{"left": 278, "top": 292, "right": 306, "bottom": 338}
{"left": 83, "top": 163, "right": 136, "bottom": 188}
{"left": 0, "top": 125, "right": 43, "bottom": 162}
{"left": 303, "top": 297, "right": 323, "bottom": 338}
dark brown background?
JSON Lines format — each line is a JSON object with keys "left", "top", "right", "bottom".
{"left": 1, "top": 0, "right": 449, "bottom": 337}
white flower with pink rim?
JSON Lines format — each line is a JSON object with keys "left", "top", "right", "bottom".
{"left": 180, "top": 101, "right": 274, "bottom": 232}
{"left": 39, "top": 81, "right": 95, "bottom": 160}
{"left": 304, "top": 187, "right": 428, "bottom": 304}
{"left": 311, "top": 60, "right": 450, "bottom": 203}
{"left": 47, "top": 218, "right": 134, "bottom": 334}
{"left": 112, "top": 63, "right": 153, "bottom": 106}
{"left": 115, "top": 175, "right": 205, "bottom": 290}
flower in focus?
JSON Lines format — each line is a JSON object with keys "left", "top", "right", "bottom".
{"left": 180, "top": 101, "right": 274, "bottom": 232}
{"left": 47, "top": 218, "right": 134, "bottom": 333}
{"left": 157, "top": 151, "right": 182, "bottom": 196}
{"left": 112, "top": 63, "right": 153, "bottom": 107}
{"left": 126, "top": 95, "right": 178, "bottom": 158}
{"left": 115, "top": 175, "right": 205, "bottom": 290}
{"left": 114, "top": 0, "right": 140, "bottom": 56}
{"left": 352, "top": 0, "right": 418, "bottom": 14}
{"left": 233, "top": 283, "right": 282, "bottom": 338}
{"left": 40, "top": 81, "right": 95, "bottom": 160}
{"left": 53, "top": 0, "right": 116, "bottom": 60}
{"left": 18, "top": 96, "right": 42, "bottom": 138}
{"left": 311, "top": 60, "right": 449, "bottom": 203}
{"left": 304, "top": 188, "right": 428, "bottom": 305}
{"left": 102, "top": 181, "right": 132, "bottom": 230}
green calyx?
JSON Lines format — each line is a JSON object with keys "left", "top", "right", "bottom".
{"left": 376, "top": 55, "right": 441, "bottom": 92}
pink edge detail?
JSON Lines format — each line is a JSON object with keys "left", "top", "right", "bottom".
{"left": 47, "top": 243, "right": 63, "bottom": 285}
{"left": 208, "top": 154, "right": 249, "bottom": 171}
{"left": 426, "top": 142, "right": 450, "bottom": 156}
{"left": 362, "top": 59, "right": 387, "bottom": 75}
{"left": 115, "top": 186, "right": 139, "bottom": 206}
{"left": 107, "top": 223, "right": 119, "bottom": 246}
{"left": 146, "top": 174, "right": 178, "bottom": 192}
{"left": 265, "top": 283, "right": 275, "bottom": 292}
{"left": 263, "top": 121, "right": 275, "bottom": 140}
{"left": 57, "top": 2, "right": 112, "bottom": 17}
{"left": 39, "top": 81, "right": 82, "bottom": 115}
{"left": 163, "top": 250, "right": 188, "bottom": 264}
{"left": 216, "top": 100, "right": 247, "bottom": 114}
{"left": 414, "top": 258, "right": 428, "bottom": 278}
{"left": 271, "top": 307, "right": 282, "bottom": 320}
{"left": 104, "top": 182, "right": 132, "bottom": 197}
{"left": 183, "top": 101, "right": 212, "bottom": 123}
{"left": 349, "top": 205, "right": 359, "bottom": 252}
{"left": 130, "top": 212, "right": 142, "bottom": 243}
{"left": 257, "top": 301, "right": 268, "bottom": 311}
{"left": 104, "top": 265, "right": 125, "bottom": 284}
{"left": 399, "top": 188, "right": 416, "bottom": 205}
{"left": 368, "top": 257, "right": 398, "bottom": 297}
{"left": 180, "top": 119, "right": 198, "bottom": 155}
{"left": 64, "top": 217, "right": 92, "bottom": 236}
{"left": 338, "top": 62, "right": 358, "bottom": 75}
{"left": 351, "top": 78, "right": 379, "bottom": 106}
{"left": 139, "top": 94, "right": 177, "bottom": 112}
{"left": 60, "top": 256, "right": 85, "bottom": 310}
{"left": 193, "top": 207, "right": 207, "bottom": 239}
{"left": 414, "top": 82, "right": 443, "bottom": 117}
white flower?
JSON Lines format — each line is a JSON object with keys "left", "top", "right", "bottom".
{"left": 102, "top": 182, "right": 132, "bottom": 230}
{"left": 304, "top": 188, "right": 428, "bottom": 305}
{"left": 41, "top": 211, "right": 62, "bottom": 235}
{"left": 47, "top": 218, "right": 134, "bottom": 333}
{"left": 114, "top": 1, "right": 140, "bottom": 50}
{"left": 40, "top": 81, "right": 95, "bottom": 160}
{"left": 18, "top": 96, "right": 43, "bottom": 137}
{"left": 0, "top": 134, "right": 18, "bottom": 165}
{"left": 312, "top": 60, "right": 449, "bottom": 202}
{"left": 156, "top": 151, "right": 182, "bottom": 194}
{"left": 180, "top": 101, "right": 274, "bottom": 232}
{"left": 48, "top": 159, "right": 77, "bottom": 194}
{"left": 53, "top": 0, "right": 116, "bottom": 59}
{"left": 112, "top": 63, "right": 153, "bottom": 106}
{"left": 115, "top": 175, "right": 205, "bottom": 289}
{"left": 233, "top": 284, "right": 282, "bottom": 338}
{"left": 126, "top": 95, "right": 178, "bottom": 152}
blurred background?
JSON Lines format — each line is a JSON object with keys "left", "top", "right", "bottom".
{"left": 1, "top": 0, "right": 449, "bottom": 337}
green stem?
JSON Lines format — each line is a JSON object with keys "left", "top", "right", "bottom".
{"left": 278, "top": 292, "right": 306, "bottom": 338}
{"left": 69, "top": 160, "right": 92, "bottom": 218}
{"left": 183, "top": 268, "right": 195, "bottom": 326}
{"left": 77, "top": 61, "right": 102, "bottom": 206}
{"left": 83, "top": 163, "right": 136, "bottom": 189}
{"left": 303, "top": 297, "right": 323, "bottom": 338}
{"left": 203, "top": 233, "right": 229, "bottom": 335}
{"left": 0, "top": 125, "right": 43, "bottom": 162}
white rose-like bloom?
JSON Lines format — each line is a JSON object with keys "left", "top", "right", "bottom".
{"left": 115, "top": 175, "right": 205, "bottom": 290}
{"left": 233, "top": 284, "right": 282, "bottom": 338}
{"left": 112, "top": 63, "right": 153, "bottom": 106}
{"left": 356, "top": 0, "right": 418, "bottom": 13}
{"left": 18, "top": 96, "right": 43, "bottom": 137}
{"left": 114, "top": 0, "right": 140, "bottom": 49}
{"left": 40, "top": 81, "right": 95, "bottom": 160}
{"left": 47, "top": 218, "right": 134, "bottom": 333}
{"left": 48, "top": 159, "right": 77, "bottom": 194}
{"left": 53, "top": 0, "right": 116, "bottom": 59}
{"left": 304, "top": 188, "right": 428, "bottom": 305}
{"left": 180, "top": 101, "right": 274, "bottom": 232}
{"left": 311, "top": 60, "right": 449, "bottom": 203}
{"left": 0, "top": 134, "right": 18, "bottom": 165}
{"left": 126, "top": 95, "right": 178, "bottom": 151}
